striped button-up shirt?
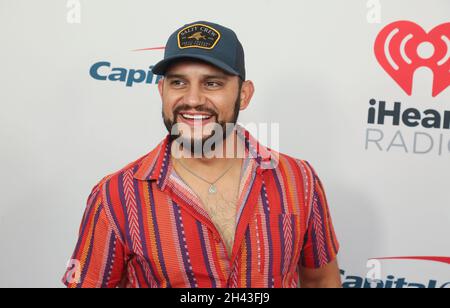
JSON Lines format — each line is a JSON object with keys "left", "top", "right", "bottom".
{"left": 63, "top": 124, "right": 339, "bottom": 288}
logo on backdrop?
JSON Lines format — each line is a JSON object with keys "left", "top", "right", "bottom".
{"left": 89, "top": 46, "right": 166, "bottom": 87}
{"left": 374, "top": 21, "right": 450, "bottom": 97}
{"left": 341, "top": 256, "right": 450, "bottom": 288}
{"left": 372, "top": 256, "right": 450, "bottom": 265}
{"left": 366, "top": 21, "right": 450, "bottom": 156}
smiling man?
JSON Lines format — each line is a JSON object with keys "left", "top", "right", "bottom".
{"left": 63, "top": 21, "right": 341, "bottom": 288}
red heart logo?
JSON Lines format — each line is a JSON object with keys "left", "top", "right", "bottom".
{"left": 374, "top": 21, "right": 450, "bottom": 97}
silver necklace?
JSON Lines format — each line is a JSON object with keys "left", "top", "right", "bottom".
{"left": 176, "top": 159, "right": 235, "bottom": 194}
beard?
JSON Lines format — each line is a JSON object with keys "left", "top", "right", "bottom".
{"left": 162, "top": 93, "right": 241, "bottom": 156}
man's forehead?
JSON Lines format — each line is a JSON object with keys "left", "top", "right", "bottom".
{"left": 165, "top": 59, "right": 230, "bottom": 78}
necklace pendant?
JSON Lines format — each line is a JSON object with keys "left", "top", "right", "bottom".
{"left": 208, "top": 184, "right": 217, "bottom": 194}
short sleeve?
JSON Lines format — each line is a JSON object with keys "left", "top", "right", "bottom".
{"left": 62, "top": 184, "right": 126, "bottom": 288}
{"left": 300, "top": 163, "right": 340, "bottom": 268}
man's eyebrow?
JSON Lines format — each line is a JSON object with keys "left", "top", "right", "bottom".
{"left": 203, "top": 74, "right": 229, "bottom": 80}
{"left": 165, "top": 73, "right": 230, "bottom": 81}
{"left": 164, "top": 73, "right": 186, "bottom": 79}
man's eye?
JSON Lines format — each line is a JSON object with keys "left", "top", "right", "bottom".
{"left": 171, "top": 80, "right": 185, "bottom": 87}
{"left": 205, "top": 81, "right": 222, "bottom": 88}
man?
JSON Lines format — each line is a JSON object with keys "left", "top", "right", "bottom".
{"left": 63, "top": 21, "right": 341, "bottom": 288}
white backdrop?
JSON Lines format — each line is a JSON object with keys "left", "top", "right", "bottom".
{"left": 0, "top": 0, "right": 449, "bottom": 288}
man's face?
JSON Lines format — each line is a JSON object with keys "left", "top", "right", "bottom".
{"left": 159, "top": 59, "right": 242, "bottom": 152}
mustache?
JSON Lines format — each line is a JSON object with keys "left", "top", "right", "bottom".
{"left": 173, "top": 105, "right": 218, "bottom": 119}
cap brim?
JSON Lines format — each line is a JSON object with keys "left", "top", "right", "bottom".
{"left": 152, "top": 54, "right": 240, "bottom": 78}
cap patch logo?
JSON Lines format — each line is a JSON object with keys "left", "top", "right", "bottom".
{"left": 178, "top": 24, "right": 221, "bottom": 50}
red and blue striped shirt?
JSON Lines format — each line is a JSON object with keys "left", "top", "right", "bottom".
{"left": 63, "top": 124, "right": 339, "bottom": 288}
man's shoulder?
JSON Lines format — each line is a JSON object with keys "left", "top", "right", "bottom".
{"left": 94, "top": 135, "right": 169, "bottom": 189}
{"left": 267, "top": 148, "right": 316, "bottom": 177}
{"left": 89, "top": 150, "right": 154, "bottom": 197}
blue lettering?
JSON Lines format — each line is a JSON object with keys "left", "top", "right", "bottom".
{"left": 89, "top": 61, "right": 110, "bottom": 81}
{"left": 89, "top": 62, "right": 161, "bottom": 87}
{"left": 109, "top": 68, "right": 127, "bottom": 82}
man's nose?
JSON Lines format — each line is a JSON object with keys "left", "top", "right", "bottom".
{"left": 182, "top": 84, "right": 204, "bottom": 107}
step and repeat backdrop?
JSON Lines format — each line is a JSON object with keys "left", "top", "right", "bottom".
{"left": 0, "top": 0, "right": 449, "bottom": 287}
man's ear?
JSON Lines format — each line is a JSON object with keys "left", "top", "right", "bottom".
{"left": 157, "top": 77, "right": 165, "bottom": 99}
{"left": 239, "top": 80, "right": 255, "bottom": 111}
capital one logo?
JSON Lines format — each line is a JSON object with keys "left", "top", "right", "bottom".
{"left": 374, "top": 21, "right": 450, "bottom": 97}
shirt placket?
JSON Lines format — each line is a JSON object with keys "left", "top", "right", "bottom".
{"left": 163, "top": 154, "right": 265, "bottom": 287}
{"left": 164, "top": 160, "right": 233, "bottom": 278}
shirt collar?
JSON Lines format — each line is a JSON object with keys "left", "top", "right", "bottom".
{"left": 133, "top": 124, "right": 279, "bottom": 183}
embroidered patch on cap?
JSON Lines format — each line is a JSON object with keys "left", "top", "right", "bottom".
{"left": 177, "top": 24, "right": 221, "bottom": 50}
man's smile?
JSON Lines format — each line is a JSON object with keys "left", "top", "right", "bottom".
{"left": 177, "top": 112, "right": 216, "bottom": 126}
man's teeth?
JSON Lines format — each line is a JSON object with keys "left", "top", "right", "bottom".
{"left": 181, "top": 114, "right": 212, "bottom": 120}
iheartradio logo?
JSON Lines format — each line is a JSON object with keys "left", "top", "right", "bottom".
{"left": 374, "top": 21, "right": 450, "bottom": 97}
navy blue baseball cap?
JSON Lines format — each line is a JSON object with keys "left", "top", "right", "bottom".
{"left": 152, "top": 21, "right": 246, "bottom": 80}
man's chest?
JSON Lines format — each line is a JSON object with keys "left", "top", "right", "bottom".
{"left": 194, "top": 178, "right": 240, "bottom": 256}
{"left": 169, "top": 159, "right": 244, "bottom": 255}
{"left": 124, "top": 175, "right": 306, "bottom": 287}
